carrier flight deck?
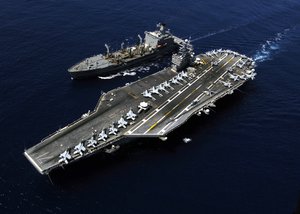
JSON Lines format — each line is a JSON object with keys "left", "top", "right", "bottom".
{"left": 25, "top": 43, "right": 256, "bottom": 175}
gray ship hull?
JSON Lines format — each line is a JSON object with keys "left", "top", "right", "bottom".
{"left": 69, "top": 45, "right": 178, "bottom": 79}
{"left": 24, "top": 49, "right": 256, "bottom": 175}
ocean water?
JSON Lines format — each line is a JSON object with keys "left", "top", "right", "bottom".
{"left": 1, "top": 0, "right": 300, "bottom": 213}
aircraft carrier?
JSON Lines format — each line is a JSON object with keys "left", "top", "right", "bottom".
{"left": 68, "top": 23, "right": 182, "bottom": 79}
{"left": 25, "top": 43, "right": 256, "bottom": 175}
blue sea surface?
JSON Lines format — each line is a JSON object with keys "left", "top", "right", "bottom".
{"left": 1, "top": 0, "right": 300, "bottom": 213}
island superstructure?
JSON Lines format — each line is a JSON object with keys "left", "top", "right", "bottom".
{"left": 25, "top": 42, "right": 256, "bottom": 174}
{"left": 68, "top": 23, "right": 183, "bottom": 79}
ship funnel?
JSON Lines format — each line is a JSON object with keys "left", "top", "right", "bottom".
{"left": 138, "top": 34, "right": 143, "bottom": 45}
{"left": 104, "top": 44, "right": 110, "bottom": 55}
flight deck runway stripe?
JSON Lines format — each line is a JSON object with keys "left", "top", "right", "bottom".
{"left": 146, "top": 84, "right": 204, "bottom": 132}
{"left": 126, "top": 64, "right": 213, "bottom": 134}
{"left": 158, "top": 57, "right": 241, "bottom": 135}
{"left": 145, "top": 56, "right": 235, "bottom": 134}
{"left": 127, "top": 53, "right": 232, "bottom": 135}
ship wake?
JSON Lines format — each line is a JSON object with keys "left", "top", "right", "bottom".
{"left": 191, "top": 25, "right": 239, "bottom": 42}
{"left": 190, "top": 21, "right": 254, "bottom": 42}
{"left": 253, "top": 27, "right": 294, "bottom": 63}
{"left": 98, "top": 73, "right": 122, "bottom": 80}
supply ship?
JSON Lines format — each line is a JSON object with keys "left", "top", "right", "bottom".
{"left": 68, "top": 23, "right": 183, "bottom": 79}
{"left": 25, "top": 41, "right": 256, "bottom": 175}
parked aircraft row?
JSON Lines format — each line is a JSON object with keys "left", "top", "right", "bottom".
{"left": 58, "top": 102, "right": 150, "bottom": 164}
{"left": 142, "top": 70, "right": 189, "bottom": 100}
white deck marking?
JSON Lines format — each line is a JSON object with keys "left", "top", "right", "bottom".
{"left": 126, "top": 66, "right": 213, "bottom": 134}
{"left": 127, "top": 54, "right": 234, "bottom": 135}
{"left": 144, "top": 82, "right": 205, "bottom": 134}
{"left": 157, "top": 56, "right": 240, "bottom": 135}
{"left": 148, "top": 56, "right": 236, "bottom": 134}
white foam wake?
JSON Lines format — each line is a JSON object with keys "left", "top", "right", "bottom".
{"left": 191, "top": 26, "right": 239, "bottom": 42}
{"left": 253, "top": 28, "right": 291, "bottom": 63}
{"left": 98, "top": 73, "right": 121, "bottom": 79}
{"left": 190, "top": 20, "right": 254, "bottom": 42}
{"left": 190, "top": 21, "right": 255, "bottom": 43}
{"left": 122, "top": 71, "right": 136, "bottom": 76}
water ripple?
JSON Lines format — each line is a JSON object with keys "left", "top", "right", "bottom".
{"left": 253, "top": 27, "right": 296, "bottom": 62}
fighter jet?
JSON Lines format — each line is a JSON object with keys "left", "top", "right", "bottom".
{"left": 98, "top": 129, "right": 108, "bottom": 141}
{"left": 237, "top": 60, "right": 245, "bottom": 68}
{"left": 176, "top": 74, "right": 186, "bottom": 82}
{"left": 238, "top": 74, "right": 247, "bottom": 80}
{"left": 87, "top": 137, "right": 98, "bottom": 148}
{"left": 180, "top": 71, "right": 188, "bottom": 78}
{"left": 126, "top": 109, "right": 137, "bottom": 121}
{"left": 220, "top": 80, "right": 232, "bottom": 88}
{"left": 58, "top": 150, "right": 72, "bottom": 164}
{"left": 246, "top": 72, "right": 257, "bottom": 80}
{"left": 246, "top": 69, "right": 253, "bottom": 74}
{"left": 142, "top": 90, "right": 156, "bottom": 100}
{"left": 108, "top": 125, "right": 118, "bottom": 135}
{"left": 117, "top": 117, "right": 128, "bottom": 128}
{"left": 229, "top": 73, "right": 239, "bottom": 81}
{"left": 73, "top": 142, "right": 86, "bottom": 156}
{"left": 149, "top": 86, "right": 163, "bottom": 97}
{"left": 163, "top": 81, "right": 174, "bottom": 90}
{"left": 157, "top": 84, "right": 169, "bottom": 94}
{"left": 170, "top": 77, "right": 182, "bottom": 85}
